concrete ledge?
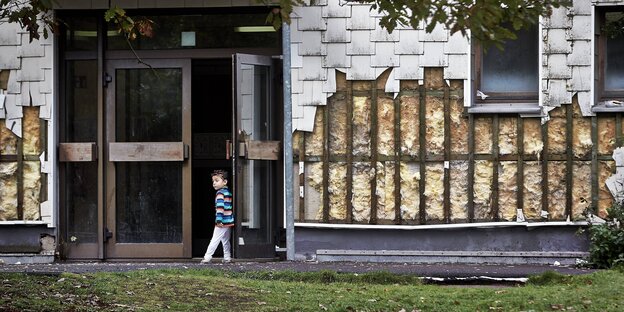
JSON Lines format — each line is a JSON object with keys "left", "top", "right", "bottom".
{"left": 0, "top": 254, "right": 55, "bottom": 265}
{"left": 316, "top": 250, "right": 589, "bottom": 265}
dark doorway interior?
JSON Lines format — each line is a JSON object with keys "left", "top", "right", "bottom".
{"left": 191, "top": 59, "right": 232, "bottom": 258}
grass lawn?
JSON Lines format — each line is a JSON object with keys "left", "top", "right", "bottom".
{"left": 1, "top": 269, "right": 622, "bottom": 311}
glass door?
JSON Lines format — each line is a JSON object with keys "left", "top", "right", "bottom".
{"left": 105, "top": 59, "right": 192, "bottom": 258}
{"left": 232, "top": 54, "right": 281, "bottom": 259}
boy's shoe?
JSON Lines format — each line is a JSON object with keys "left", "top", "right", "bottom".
{"left": 223, "top": 258, "right": 232, "bottom": 263}
{"left": 200, "top": 257, "right": 211, "bottom": 264}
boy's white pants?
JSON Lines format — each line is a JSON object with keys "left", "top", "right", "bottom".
{"left": 203, "top": 226, "right": 232, "bottom": 260}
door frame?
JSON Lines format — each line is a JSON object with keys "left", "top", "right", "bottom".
{"left": 104, "top": 59, "right": 193, "bottom": 258}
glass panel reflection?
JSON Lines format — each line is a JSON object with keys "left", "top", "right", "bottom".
{"left": 107, "top": 13, "right": 278, "bottom": 50}
{"left": 116, "top": 162, "right": 182, "bottom": 243}
{"left": 115, "top": 68, "right": 182, "bottom": 142}
{"left": 482, "top": 26, "right": 539, "bottom": 93}
{"left": 64, "top": 60, "right": 98, "bottom": 244}
{"left": 606, "top": 13, "right": 624, "bottom": 91}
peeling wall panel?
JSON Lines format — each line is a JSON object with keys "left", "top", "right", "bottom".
{"left": 474, "top": 117, "right": 492, "bottom": 154}
{"left": 498, "top": 161, "right": 518, "bottom": 221}
{"left": 498, "top": 118, "right": 517, "bottom": 155}
{"left": 572, "top": 161, "right": 592, "bottom": 220}
{"left": 597, "top": 117, "right": 615, "bottom": 156}
{"left": 523, "top": 119, "right": 544, "bottom": 158}
{"left": 548, "top": 162, "right": 567, "bottom": 220}
{"left": 400, "top": 162, "right": 420, "bottom": 221}
{"left": 473, "top": 160, "right": 493, "bottom": 220}
{"left": 328, "top": 93, "right": 347, "bottom": 155}
{"left": 425, "top": 96, "right": 445, "bottom": 155}
{"left": 376, "top": 161, "right": 396, "bottom": 221}
{"left": 352, "top": 162, "right": 372, "bottom": 222}
{"left": 399, "top": 94, "right": 419, "bottom": 157}
{"left": 598, "top": 161, "right": 615, "bottom": 219}
{"left": 0, "top": 162, "right": 18, "bottom": 221}
{"left": 424, "top": 163, "right": 444, "bottom": 221}
{"left": 377, "top": 95, "right": 395, "bottom": 156}
{"left": 328, "top": 162, "right": 348, "bottom": 220}
{"left": 352, "top": 96, "right": 371, "bottom": 157}
{"left": 305, "top": 162, "right": 323, "bottom": 221}
{"left": 23, "top": 161, "right": 41, "bottom": 220}
{"left": 523, "top": 162, "right": 542, "bottom": 220}
{"left": 450, "top": 161, "right": 469, "bottom": 221}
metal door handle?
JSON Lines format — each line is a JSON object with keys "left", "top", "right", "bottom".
{"left": 226, "top": 140, "right": 232, "bottom": 160}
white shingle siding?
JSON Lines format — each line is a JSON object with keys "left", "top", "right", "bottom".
{"left": 371, "top": 19, "right": 399, "bottom": 42}
{"left": 420, "top": 42, "right": 447, "bottom": 67}
{"left": 545, "top": 54, "right": 572, "bottom": 79}
{"left": 544, "top": 29, "right": 571, "bottom": 54}
{"left": 395, "top": 31, "right": 424, "bottom": 55}
{"left": 323, "top": 0, "right": 350, "bottom": 18}
{"left": 300, "top": 31, "right": 326, "bottom": 56}
{"left": 297, "top": 7, "right": 326, "bottom": 31}
{"left": 347, "top": 55, "right": 375, "bottom": 80}
{"left": 348, "top": 5, "right": 376, "bottom": 30}
{"left": 568, "top": 40, "right": 592, "bottom": 66}
{"left": 323, "top": 18, "right": 350, "bottom": 43}
{"left": 0, "top": 22, "right": 21, "bottom": 45}
{"left": 396, "top": 55, "right": 423, "bottom": 80}
{"left": 347, "top": 30, "right": 374, "bottom": 55}
{"left": 570, "top": 66, "right": 592, "bottom": 91}
{"left": 324, "top": 44, "right": 350, "bottom": 68}
{"left": 301, "top": 56, "right": 326, "bottom": 80}
{"left": 0, "top": 46, "right": 20, "bottom": 69}
{"left": 544, "top": 7, "right": 571, "bottom": 28}
{"left": 372, "top": 42, "right": 398, "bottom": 67}
{"left": 570, "top": 15, "right": 594, "bottom": 40}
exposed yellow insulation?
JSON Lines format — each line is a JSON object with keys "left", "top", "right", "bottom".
{"left": 399, "top": 95, "right": 420, "bottom": 156}
{"left": 572, "top": 114, "right": 592, "bottom": 159}
{"left": 328, "top": 162, "right": 347, "bottom": 220}
{"left": 293, "top": 131, "right": 303, "bottom": 157}
{"left": 498, "top": 118, "right": 517, "bottom": 155}
{"left": 450, "top": 161, "right": 469, "bottom": 221}
{"left": 523, "top": 162, "right": 542, "bottom": 220}
{"left": 548, "top": 162, "right": 567, "bottom": 220}
{"left": 304, "top": 107, "right": 324, "bottom": 157}
{"left": 598, "top": 161, "right": 615, "bottom": 218}
{"left": 400, "top": 162, "right": 420, "bottom": 221}
{"left": 449, "top": 97, "right": 468, "bottom": 154}
{"left": 598, "top": 117, "right": 615, "bottom": 156}
{"left": 549, "top": 105, "right": 566, "bottom": 118}
{"left": 352, "top": 162, "right": 372, "bottom": 222}
{"left": 0, "top": 162, "right": 18, "bottom": 221}
{"left": 1, "top": 119, "right": 18, "bottom": 155}
{"left": 23, "top": 107, "right": 41, "bottom": 155}
{"left": 572, "top": 161, "right": 592, "bottom": 220}
{"left": 335, "top": 71, "right": 347, "bottom": 92}
{"left": 376, "top": 161, "right": 396, "bottom": 221}
{"left": 474, "top": 117, "right": 492, "bottom": 154}
{"left": 352, "top": 96, "right": 371, "bottom": 157}
{"left": 473, "top": 160, "right": 493, "bottom": 220}
{"left": 523, "top": 119, "right": 543, "bottom": 158}
{"left": 424, "top": 163, "right": 444, "bottom": 221}
{"left": 547, "top": 116, "right": 567, "bottom": 155}
{"left": 305, "top": 162, "right": 323, "bottom": 220}
{"left": 498, "top": 162, "right": 518, "bottom": 221}
{"left": 425, "top": 97, "right": 445, "bottom": 155}
{"left": 377, "top": 96, "right": 395, "bottom": 156}
{"left": 353, "top": 81, "right": 372, "bottom": 92}
{"left": 400, "top": 80, "right": 419, "bottom": 91}
{"left": 424, "top": 68, "right": 445, "bottom": 89}
{"left": 23, "top": 161, "right": 41, "bottom": 220}
{"left": 328, "top": 94, "right": 348, "bottom": 155}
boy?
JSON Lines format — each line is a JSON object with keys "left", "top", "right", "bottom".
{"left": 201, "top": 169, "right": 234, "bottom": 263}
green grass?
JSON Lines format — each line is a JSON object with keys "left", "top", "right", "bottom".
{"left": 1, "top": 269, "right": 623, "bottom": 311}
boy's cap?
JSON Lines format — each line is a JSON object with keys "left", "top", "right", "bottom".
{"left": 211, "top": 169, "right": 228, "bottom": 180}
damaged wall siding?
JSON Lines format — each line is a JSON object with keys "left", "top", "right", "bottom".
{"left": 297, "top": 69, "right": 621, "bottom": 224}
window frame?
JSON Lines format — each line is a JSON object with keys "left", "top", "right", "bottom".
{"left": 469, "top": 24, "right": 541, "bottom": 114}
{"left": 594, "top": 6, "right": 624, "bottom": 112}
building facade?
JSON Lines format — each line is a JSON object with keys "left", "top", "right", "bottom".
{"left": 1, "top": 0, "right": 623, "bottom": 264}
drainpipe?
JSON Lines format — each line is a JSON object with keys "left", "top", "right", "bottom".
{"left": 282, "top": 21, "right": 295, "bottom": 261}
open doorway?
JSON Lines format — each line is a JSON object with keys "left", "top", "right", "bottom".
{"left": 191, "top": 59, "right": 232, "bottom": 258}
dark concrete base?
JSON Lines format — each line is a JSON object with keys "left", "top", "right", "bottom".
{"left": 295, "top": 225, "right": 590, "bottom": 265}
{"left": 0, "top": 225, "right": 54, "bottom": 253}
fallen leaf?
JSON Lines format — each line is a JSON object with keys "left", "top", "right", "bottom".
{"left": 257, "top": 301, "right": 267, "bottom": 305}
{"left": 319, "top": 303, "right": 328, "bottom": 311}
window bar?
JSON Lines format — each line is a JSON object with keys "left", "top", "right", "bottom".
{"left": 467, "top": 114, "right": 475, "bottom": 222}
{"left": 541, "top": 121, "right": 550, "bottom": 220}
{"left": 517, "top": 116, "right": 525, "bottom": 219}
{"left": 346, "top": 81, "right": 354, "bottom": 223}
{"left": 322, "top": 106, "right": 330, "bottom": 223}
{"left": 566, "top": 105, "right": 573, "bottom": 218}
{"left": 591, "top": 116, "right": 599, "bottom": 214}
{"left": 443, "top": 84, "right": 451, "bottom": 223}
{"left": 394, "top": 88, "right": 402, "bottom": 225}
{"left": 418, "top": 83, "right": 427, "bottom": 224}
{"left": 491, "top": 115, "right": 500, "bottom": 221}
{"left": 17, "top": 137, "right": 24, "bottom": 220}
{"left": 370, "top": 82, "right": 379, "bottom": 224}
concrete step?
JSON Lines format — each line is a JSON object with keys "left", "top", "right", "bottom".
{"left": 0, "top": 253, "right": 55, "bottom": 265}
{"left": 316, "top": 250, "right": 589, "bottom": 265}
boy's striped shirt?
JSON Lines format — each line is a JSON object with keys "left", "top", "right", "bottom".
{"left": 215, "top": 187, "right": 234, "bottom": 227}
